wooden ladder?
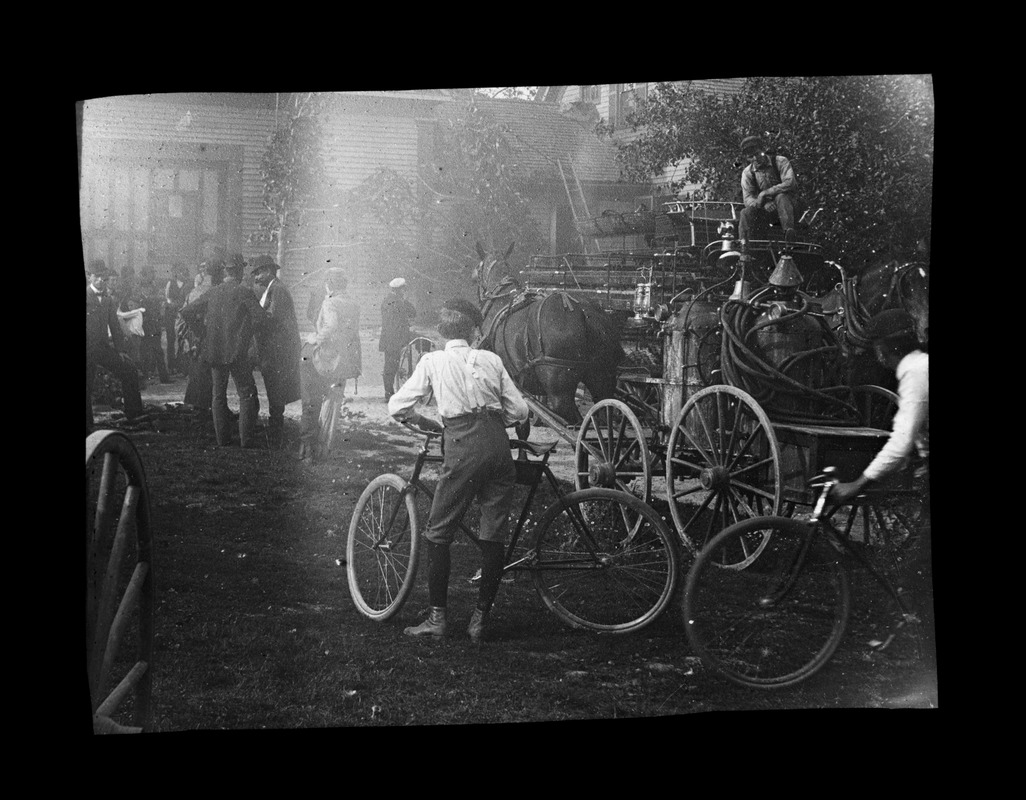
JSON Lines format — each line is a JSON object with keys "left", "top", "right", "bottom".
{"left": 557, "top": 158, "right": 599, "bottom": 254}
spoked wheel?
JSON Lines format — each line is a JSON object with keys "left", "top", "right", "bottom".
{"left": 666, "top": 385, "right": 782, "bottom": 561}
{"left": 615, "top": 376, "right": 661, "bottom": 425}
{"left": 347, "top": 474, "right": 421, "bottom": 621}
{"left": 575, "top": 399, "right": 652, "bottom": 502}
{"left": 393, "top": 337, "right": 434, "bottom": 395}
{"left": 683, "top": 516, "right": 851, "bottom": 689}
{"left": 86, "top": 431, "right": 154, "bottom": 734}
{"left": 318, "top": 385, "right": 345, "bottom": 456}
{"left": 826, "top": 480, "right": 928, "bottom": 554}
{"left": 531, "top": 488, "right": 680, "bottom": 634}
{"left": 846, "top": 384, "right": 899, "bottom": 429}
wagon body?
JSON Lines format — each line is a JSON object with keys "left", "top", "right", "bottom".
{"left": 511, "top": 199, "right": 921, "bottom": 554}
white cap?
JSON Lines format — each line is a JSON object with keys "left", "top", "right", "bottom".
{"left": 389, "top": 277, "right": 406, "bottom": 289}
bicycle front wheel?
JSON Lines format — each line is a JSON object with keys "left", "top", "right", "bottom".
{"left": 347, "top": 474, "right": 420, "bottom": 621}
{"left": 683, "top": 516, "right": 850, "bottom": 689}
{"left": 531, "top": 488, "right": 679, "bottom": 634}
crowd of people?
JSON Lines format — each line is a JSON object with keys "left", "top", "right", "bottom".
{"left": 85, "top": 253, "right": 419, "bottom": 465}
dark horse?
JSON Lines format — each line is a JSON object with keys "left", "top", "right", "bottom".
{"left": 472, "top": 242, "right": 624, "bottom": 425}
{"left": 816, "top": 248, "right": 929, "bottom": 388}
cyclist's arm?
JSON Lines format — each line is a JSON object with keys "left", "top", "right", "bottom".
{"left": 388, "top": 354, "right": 437, "bottom": 429}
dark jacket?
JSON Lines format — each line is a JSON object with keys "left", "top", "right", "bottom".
{"left": 180, "top": 279, "right": 267, "bottom": 366}
{"left": 256, "top": 278, "right": 302, "bottom": 404}
{"left": 379, "top": 293, "right": 416, "bottom": 353}
{"left": 86, "top": 287, "right": 124, "bottom": 354}
{"left": 138, "top": 283, "right": 166, "bottom": 337}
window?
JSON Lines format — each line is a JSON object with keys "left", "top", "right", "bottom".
{"left": 581, "top": 85, "right": 601, "bottom": 103}
{"left": 615, "top": 83, "right": 648, "bottom": 129}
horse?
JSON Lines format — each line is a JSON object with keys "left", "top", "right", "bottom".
{"left": 813, "top": 253, "right": 929, "bottom": 389}
{"left": 471, "top": 242, "right": 624, "bottom": 425}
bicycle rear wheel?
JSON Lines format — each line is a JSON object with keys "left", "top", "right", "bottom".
{"left": 347, "top": 474, "right": 420, "bottom": 621}
{"left": 531, "top": 488, "right": 679, "bottom": 634}
{"left": 683, "top": 516, "right": 850, "bottom": 688}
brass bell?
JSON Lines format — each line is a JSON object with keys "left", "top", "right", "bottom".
{"left": 768, "top": 254, "right": 803, "bottom": 288}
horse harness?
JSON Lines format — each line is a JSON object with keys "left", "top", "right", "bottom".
{"left": 477, "top": 282, "right": 591, "bottom": 377}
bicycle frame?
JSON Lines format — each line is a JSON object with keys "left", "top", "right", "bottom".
{"left": 795, "top": 469, "right": 920, "bottom": 651}
{"left": 387, "top": 427, "right": 594, "bottom": 574}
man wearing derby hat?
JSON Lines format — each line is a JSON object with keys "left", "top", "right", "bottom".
{"left": 86, "top": 258, "right": 145, "bottom": 432}
{"left": 251, "top": 255, "right": 301, "bottom": 447}
{"left": 379, "top": 277, "right": 416, "bottom": 402}
{"left": 738, "top": 134, "right": 798, "bottom": 248}
{"left": 180, "top": 254, "right": 268, "bottom": 447}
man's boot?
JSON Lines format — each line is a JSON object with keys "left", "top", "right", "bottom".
{"left": 404, "top": 606, "right": 448, "bottom": 639}
{"left": 467, "top": 607, "right": 490, "bottom": 644}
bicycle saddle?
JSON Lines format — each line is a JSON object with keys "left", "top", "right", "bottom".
{"left": 510, "top": 439, "right": 557, "bottom": 457}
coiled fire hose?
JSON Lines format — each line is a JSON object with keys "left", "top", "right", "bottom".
{"left": 719, "top": 286, "right": 862, "bottom": 426}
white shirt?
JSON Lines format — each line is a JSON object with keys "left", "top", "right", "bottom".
{"left": 259, "top": 277, "right": 276, "bottom": 309}
{"left": 388, "top": 339, "right": 529, "bottom": 427}
{"left": 863, "top": 350, "right": 929, "bottom": 481}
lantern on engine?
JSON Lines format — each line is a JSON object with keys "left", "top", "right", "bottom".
{"left": 628, "top": 267, "right": 655, "bottom": 327}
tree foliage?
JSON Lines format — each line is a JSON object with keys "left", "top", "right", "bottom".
{"left": 476, "top": 87, "right": 539, "bottom": 101}
{"left": 614, "top": 76, "right": 934, "bottom": 268}
{"left": 255, "top": 93, "right": 330, "bottom": 260}
{"left": 256, "top": 94, "right": 544, "bottom": 291}
{"left": 426, "top": 97, "right": 544, "bottom": 265}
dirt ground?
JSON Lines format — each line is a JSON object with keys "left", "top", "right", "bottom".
{"left": 89, "top": 325, "right": 940, "bottom": 731}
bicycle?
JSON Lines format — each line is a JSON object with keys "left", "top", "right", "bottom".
{"left": 346, "top": 422, "right": 681, "bottom": 634}
{"left": 392, "top": 336, "right": 435, "bottom": 396}
{"left": 682, "top": 466, "right": 930, "bottom": 688}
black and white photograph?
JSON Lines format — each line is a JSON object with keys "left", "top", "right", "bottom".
{"left": 84, "top": 78, "right": 934, "bottom": 733}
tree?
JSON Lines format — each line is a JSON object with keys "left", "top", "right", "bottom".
{"left": 614, "top": 76, "right": 934, "bottom": 269}
{"left": 346, "top": 96, "right": 544, "bottom": 291}
{"left": 475, "top": 87, "right": 539, "bottom": 101}
{"left": 253, "top": 93, "right": 330, "bottom": 264}
{"left": 256, "top": 94, "right": 544, "bottom": 298}
{"left": 428, "top": 96, "right": 544, "bottom": 264}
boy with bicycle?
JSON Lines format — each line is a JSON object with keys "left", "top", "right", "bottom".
{"left": 388, "top": 297, "right": 529, "bottom": 643}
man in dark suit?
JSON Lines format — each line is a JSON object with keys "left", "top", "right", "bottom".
{"left": 180, "top": 256, "right": 268, "bottom": 448}
{"left": 251, "top": 255, "right": 301, "bottom": 449}
{"left": 379, "top": 277, "right": 416, "bottom": 402}
{"left": 86, "top": 259, "right": 145, "bottom": 433}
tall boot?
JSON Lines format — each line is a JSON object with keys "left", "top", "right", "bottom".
{"left": 238, "top": 391, "right": 259, "bottom": 448}
{"left": 467, "top": 607, "right": 490, "bottom": 644}
{"left": 469, "top": 540, "right": 503, "bottom": 643}
{"left": 404, "top": 606, "right": 448, "bottom": 638}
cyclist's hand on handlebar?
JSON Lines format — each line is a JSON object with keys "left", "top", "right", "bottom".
{"left": 408, "top": 412, "right": 443, "bottom": 435}
{"left": 828, "top": 478, "right": 867, "bottom": 505}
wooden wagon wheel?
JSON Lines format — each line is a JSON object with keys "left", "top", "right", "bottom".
{"left": 86, "top": 431, "right": 154, "bottom": 734}
{"left": 393, "top": 337, "right": 435, "bottom": 395}
{"left": 575, "top": 399, "right": 653, "bottom": 505}
{"left": 825, "top": 384, "right": 926, "bottom": 553}
{"left": 847, "top": 384, "right": 899, "bottom": 429}
{"left": 665, "top": 385, "right": 782, "bottom": 563}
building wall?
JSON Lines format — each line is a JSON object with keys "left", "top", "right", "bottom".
{"left": 285, "top": 95, "right": 442, "bottom": 328}
{"left": 79, "top": 93, "right": 278, "bottom": 286}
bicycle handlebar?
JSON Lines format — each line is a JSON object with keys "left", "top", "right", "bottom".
{"left": 400, "top": 420, "right": 442, "bottom": 439}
